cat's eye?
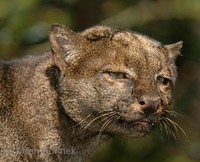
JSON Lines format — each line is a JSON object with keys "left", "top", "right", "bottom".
{"left": 157, "top": 76, "right": 171, "bottom": 86}
{"left": 107, "top": 72, "right": 128, "bottom": 79}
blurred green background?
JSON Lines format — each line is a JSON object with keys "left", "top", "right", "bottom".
{"left": 0, "top": 0, "right": 199, "bottom": 162}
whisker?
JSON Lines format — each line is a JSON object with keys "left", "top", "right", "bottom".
{"left": 98, "top": 115, "right": 116, "bottom": 139}
{"left": 120, "top": 135, "right": 127, "bottom": 146}
{"left": 98, "top": 115, "right": 120, "bottom": 139}
{"left": 160, "top": 118, "right": 176, "bottom": 143}
{"left": 98, "top": 109, "right": 114, "bottom": 114}
{"left": 165, "top": 110, "right": 183, "bottom": 118}
{"left": 165, "top": 117, "right": 188, "bottom": 139}
{"left": 162, "top": 119, "right": 178, "bottom": 142}
{"left": 72, "top": 114, "right": 91, "bottom": 128}
{"left": 161, "top": 121, "right": 171, "bottom": 142}
{"left": 164, "top": 118, "right": 178, "bottom": 135}
{"left": 82, "top": 112, "right": 115, "bottom": 131}
{"left": 158, "top": 122, "right": 164, "bottom": 143}
{"left": 108, "top": 115, "right": 120, "bottom": 133}
{"left": 98, "top": 112, "right": 116, "bottom": 124}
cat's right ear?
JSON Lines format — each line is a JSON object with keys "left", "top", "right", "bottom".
{"left": 164, "top": 41, "right": 183, "bottom": 62}
{"left": 49, "top": 24, "right": 86, "bottom": 77}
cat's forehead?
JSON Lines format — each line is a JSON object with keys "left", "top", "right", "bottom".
{"left": 108, "top": 31, "right": 165, "bottom": 72}
{"left": 79, "top": 26, "right": 177, "bottom": 78}
{"left": 84, "top": 29, "right": 167, "bottom": 77}
{"left": 82, "top": 26, "right": 166, "bottom": 66}
{"left": 113, "top": 31, "right": 163, "bottom": 56}
{"left": 82, "top": 25, "right": 162, "bottom": 52}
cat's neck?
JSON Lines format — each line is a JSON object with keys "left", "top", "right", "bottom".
{"left": 55, "top": 106, "right": 112, "bottom": 161}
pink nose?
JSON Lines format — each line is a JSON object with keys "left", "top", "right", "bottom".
{"left": 137, "top": 96, "right": 161, "bottom": 116}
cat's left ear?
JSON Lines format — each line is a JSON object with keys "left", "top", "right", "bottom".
{"left": 49, "top": 23, "right": 86, "bottom": 77}
{"left": 164, "top": 41, "right": 183, "bottom": 61}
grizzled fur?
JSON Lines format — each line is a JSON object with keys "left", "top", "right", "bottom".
{"left": 0, "top": 24, "right": 182, "bottom": 161}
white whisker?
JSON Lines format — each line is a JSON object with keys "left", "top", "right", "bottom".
{"left": 98, "top": 115, "right": 116, "bottom": 139}
{"left": 82, "top": 112, "right": 115, "bottom": 131}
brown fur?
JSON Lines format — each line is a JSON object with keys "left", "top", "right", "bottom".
{"left": 0, "top": 24, "right": 182, "bottom": 161}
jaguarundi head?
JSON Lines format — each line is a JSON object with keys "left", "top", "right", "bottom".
{"left": 49, "top": 24, "right": 182, "bottom": 137}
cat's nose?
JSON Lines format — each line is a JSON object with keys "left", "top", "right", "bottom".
{"left": 137, "top": 96, "right": 161, "bottom": 116}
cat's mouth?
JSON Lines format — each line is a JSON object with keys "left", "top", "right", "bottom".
{"left": 114, "top": 117, "right": 157, "bottom": 137}
{"left": 117, "top": 117, "right": 155, "bottom": 127}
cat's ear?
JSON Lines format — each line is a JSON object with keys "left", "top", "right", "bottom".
{"left": 164, "top": 41, "right": 183, "bottom": 62}
{"left": 49, "top": 23, "right": 86, "bottom": 77}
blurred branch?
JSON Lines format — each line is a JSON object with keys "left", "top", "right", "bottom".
{"left": 101, "top": 0, "right": 200, "bottom": 28}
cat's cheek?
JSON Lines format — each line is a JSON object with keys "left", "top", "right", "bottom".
{"left": 95, "top": 75, "right": 131, "bottom": 93}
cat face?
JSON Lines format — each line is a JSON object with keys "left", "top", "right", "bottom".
{"left": 49, "top": 24, "right": 182, "bottom": 137}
